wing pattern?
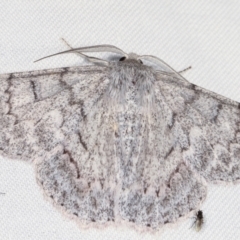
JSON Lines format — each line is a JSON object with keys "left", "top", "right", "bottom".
{"left": 0, "top": 60, "right": 238, "bottom": 230}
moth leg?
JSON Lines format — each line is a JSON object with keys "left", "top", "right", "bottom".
{"left": 155, "top": 66, "right": 192, "bottom": 78}
{"left": 178, "top": 66, "right": 192, "bottom": 74}
{"left": 60, "top": 38, "right": 74, "bottom": 50}
{"left": 47, "top": 38, "right": 108, "bottom": 65}
{"left": 60, "top": 38, "right": 84, "bottom": 58}
{"left": 60, "top": 38, "right": 98, "bottom": 62}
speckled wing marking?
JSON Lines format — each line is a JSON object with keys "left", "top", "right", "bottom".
{"left": 0, "top": 57, "right": 239, "bottom": 231}
{"left": 157, "top": 72, "right": 240, "bottom": 183}
{"left": 0, "top": 65, "right": 107, "bottom": 159}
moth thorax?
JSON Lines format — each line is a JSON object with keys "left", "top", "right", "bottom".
{"left": 107, "top": 64, "right": 156, "bottom": 109}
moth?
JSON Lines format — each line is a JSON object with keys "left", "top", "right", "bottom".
{"left": 0, "top": 44, "right": 239, "bottom": 231}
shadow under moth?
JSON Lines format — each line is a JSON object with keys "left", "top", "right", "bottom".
{"left": 0, "top": 45, "right": 239, "bottom": 231}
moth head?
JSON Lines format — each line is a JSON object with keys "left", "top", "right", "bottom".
{"left": 119, "top": 53, "right": 143, "bottom": 64}
{"left": 34, "top": 44, "right": 181, "bottom": 77}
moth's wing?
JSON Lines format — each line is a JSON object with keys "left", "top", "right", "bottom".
{"left": 116, "top": 78, "right": 208, "bottom": 228}
{"left": 1, "top": 65, "right": 120, "bottom": 224}
{"left": 35, "top": 80, "right": 120, "bottom": 224}
{"left": 32, "top": 66, "right": 210, "bottom": 229}
{"left": 0, "top": 65, "right": 220, "bottom": 229}
{"left": 34, "top": 78, "right": 208, "bottom": 229}
{"left": 0, "top": 66, "right": 108, "bottom": 161}
{"left": 157, "top": 72, "right": 240, "bottom": 183}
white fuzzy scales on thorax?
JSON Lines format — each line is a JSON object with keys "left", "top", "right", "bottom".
{"left": 102, "top": 61, "right": 159, "bottom": 189}
{"left": 106, "top": 60, "right": 156, "bottom": 110}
